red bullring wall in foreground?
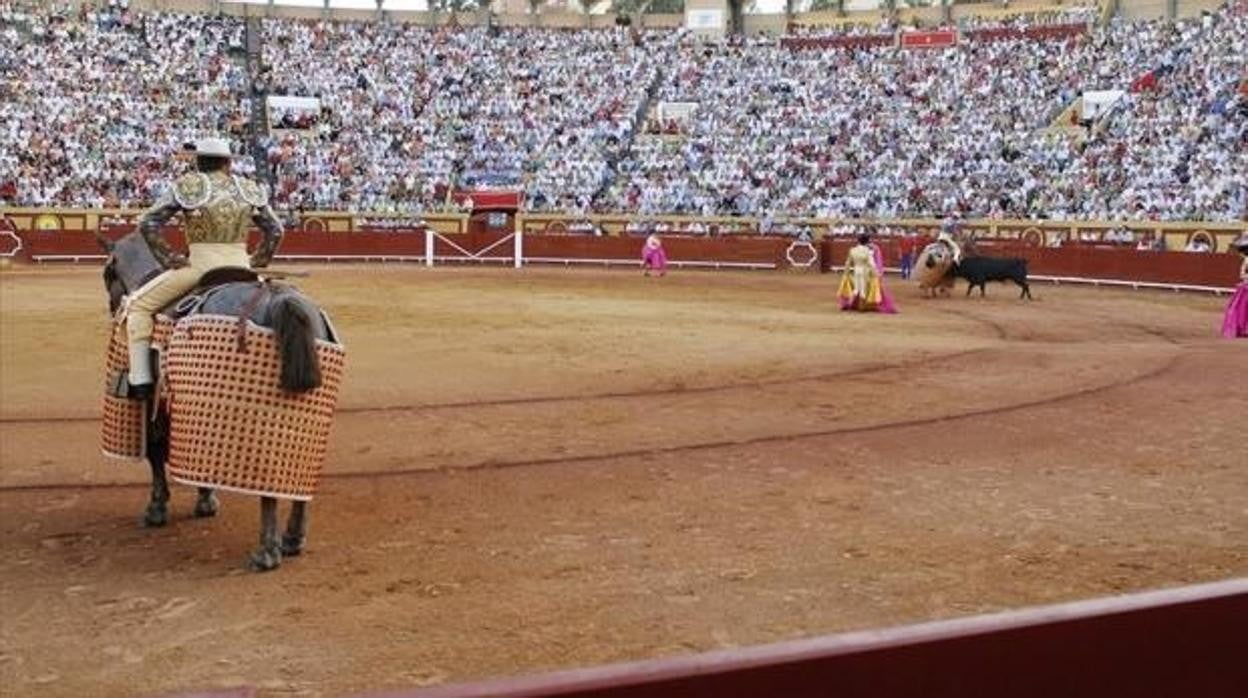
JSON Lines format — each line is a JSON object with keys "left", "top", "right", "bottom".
{"left": 159, "top": 579, "right": 1248, "bottom": 698}
{"left": 352, "top": 579, "right": 1248, "bottom": 698}
{"left": 2, "top": 227, "right": 1240, "bottom": 289}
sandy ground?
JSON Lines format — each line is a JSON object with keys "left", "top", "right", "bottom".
{"left": 0, "top": 265, "right": 1245, "bottom": 697}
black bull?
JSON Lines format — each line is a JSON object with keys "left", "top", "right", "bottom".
{"left": 951, "top": 256, "right": 1033, "bottom": 299}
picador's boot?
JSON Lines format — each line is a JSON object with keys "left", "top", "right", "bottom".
{"left": 128, "top": 340, "right": 155, "bottom": 400}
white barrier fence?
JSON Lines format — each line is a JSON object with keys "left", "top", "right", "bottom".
{"left": 425, "top": 229, "right": 522, "bottom": 268}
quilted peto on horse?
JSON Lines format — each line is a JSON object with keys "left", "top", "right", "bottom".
{"left": 162, "top": 315, "right": 345, "bottom": 500}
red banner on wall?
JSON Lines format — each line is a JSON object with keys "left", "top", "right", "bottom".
{"left": 451, "top": 190, "right": 523, "bottom": 211}
{"left": 899, "top": 29, "right": 957, "bottom": 49}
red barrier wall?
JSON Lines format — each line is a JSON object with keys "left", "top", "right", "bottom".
{"left": 7, "top": 228, "right": 1240, "bottom": 288}
{"left": 9, "top": 229, "right": 794, "bottom": 269}
{"left": 13, "top": 227, "right": 435, "bottom": 261}
{"left": 356, "top": 579, "right": 1248, "bottom": 698}
{"left": 523, "top": 235, "right": 791, "bottom": 267}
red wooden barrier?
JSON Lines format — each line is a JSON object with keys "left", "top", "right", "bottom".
{"left": 8, "top": 228, "right": 1239, "bottom": 288}
{"left": 14, "top": 227, "right": 432, "bottom": 261}
{"left": 355, "top": 578, "right": 1248, "bottom": 698}
{"left": 10, "top": 229, "right": 793, "bottom": 269}
{"left": 523, "top": 235, "right": 791, "bottom": 267}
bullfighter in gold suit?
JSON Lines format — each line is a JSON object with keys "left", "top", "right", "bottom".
{"left": 124, "top": 138, "right": 284, "bottom": 396}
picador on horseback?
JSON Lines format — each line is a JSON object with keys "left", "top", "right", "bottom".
{"left": 123, "top": 137, "right": 284, "bottom": 399}
{"left": 97, "top": 137, "right": 345, "bottom": 571}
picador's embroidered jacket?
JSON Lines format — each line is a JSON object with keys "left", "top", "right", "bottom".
{"left": 139, "top": 171, "right": 283, "bottom": 268}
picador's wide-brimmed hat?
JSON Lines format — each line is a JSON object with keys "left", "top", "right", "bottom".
{"left": 192, "top": 137, "right": 239, "bottom": 158}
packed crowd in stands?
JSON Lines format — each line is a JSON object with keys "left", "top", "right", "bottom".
{"left": 955, "top": 2, "right": 1101, "bottom": 30}
{"left": 0, "top": 1, "right": 254, "bottom": 208}
{"left": 0, "top": 1, "right": 1244, "bottom": 223}
{"left": 786, "top": 16, "right": 897, "bottom": 38}
{"left": 606, "top": 8, "right": 1246, "bottom": 221}
{"left": 1073, "top": 12, "right": 1247, "bottom": 221}
{"left": 258, "top": 21, "right": 669, "bottom": 214}
{"left": 255, "top": 19, "right": 451, "bottom": 213}
{"left": 787, "top": 1, "right": 1099, "bottom": 36}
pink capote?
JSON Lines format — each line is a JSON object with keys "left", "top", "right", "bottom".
{"left": 642, "top": 241, "right": 667, "bottom": 274}
{"left": 1222, "top": 282, "right": 1248, "bottom": 338}
{"left": 872, "top": 243, "right": 898, "bottom": 314}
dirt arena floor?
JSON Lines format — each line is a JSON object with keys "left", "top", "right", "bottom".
{"left": 1, "top": 265, "right": 1245, "bottom": 697}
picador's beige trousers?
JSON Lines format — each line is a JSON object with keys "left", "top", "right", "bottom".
{"left": 126, "top": 243, "right": 250, "bottom": 384}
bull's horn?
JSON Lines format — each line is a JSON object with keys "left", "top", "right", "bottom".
{"left": 92, "top": 230, "right": 115, "bottom": 252}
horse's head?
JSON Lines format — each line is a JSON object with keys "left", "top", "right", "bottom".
{"left": 922, "top": 243, "right": 950, "bottom": 268}
{"left": 916, "top": 243, "right": 956, "bottom": 288}
{"left": 93, "top": 232, "right": 127, "bottom": 315}
{"left": 94, "top": 231, "right": 164, "bottom": 316}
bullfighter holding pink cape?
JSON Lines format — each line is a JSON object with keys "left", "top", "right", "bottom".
{"left": 642, "top": 234, "right": 667, "bottom": 277}
{"left": 871, "top": 240, "right": 898, "bottom": 313}
{"left": 837, "top": 234, "right": 897, "bottom": 313}
{"left": 1222, "top": 238, "right": 1248, "bottom": 338}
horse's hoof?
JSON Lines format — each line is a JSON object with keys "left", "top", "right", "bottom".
{"left": 281, "top": 535, "right": 304, "bottom": 557}
{"left": 142, "top": 505, "right": 169, "bottom": 528}
{"left": 247, "top": 547, "right": 282, "bottom": 572}
{"left": 192, "top": 494, "right": 219, "bottom": 518}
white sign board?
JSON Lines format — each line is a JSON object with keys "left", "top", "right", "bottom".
{"left": 1081, "top": 90, "right": 1124, "bottom": 121}
{"left": 657, "top": 101, "right": 699, "bottom": 123}
{"left": 686, "top": 9, "right": 724, "bottom": 32}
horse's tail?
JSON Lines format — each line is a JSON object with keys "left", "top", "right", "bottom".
{"left": 270, "top": 294, "right": 322, "bottom": 393}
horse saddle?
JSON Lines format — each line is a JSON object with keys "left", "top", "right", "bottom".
{"left": 108, "top": 267, "right": 266, "bottom": 400}
{"left": 158, "top": 267, "right": 261, "bottom": 322}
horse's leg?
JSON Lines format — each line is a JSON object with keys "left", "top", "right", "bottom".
{"left": 281, "top": 501, "right": 309, "bottom": 557}
{"left": 143, "top": 453, "right": 170, "bottom": 527}
{"left": 142, "top": 404, "right": 170, "bottom": 527}
{"left": 248, "top": 496, "right": 282, "bottom": 572}
{"left": 193, "top": 487, "right": 219, "bottom": 518}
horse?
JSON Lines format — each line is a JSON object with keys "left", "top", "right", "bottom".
{"left": 96, "top": 231, "right": 336, "bottom": 571}
{"left": 914, "top": 243, "right": 956, "bottom": 298}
